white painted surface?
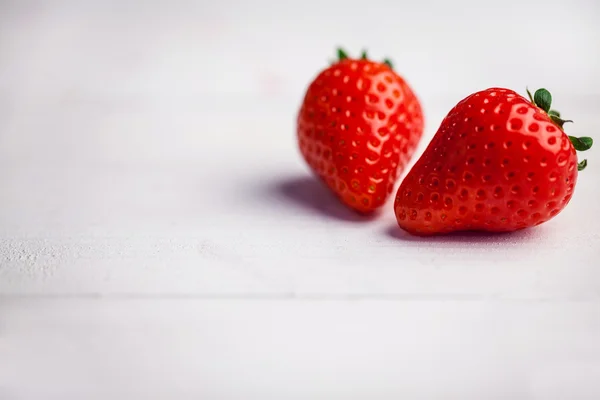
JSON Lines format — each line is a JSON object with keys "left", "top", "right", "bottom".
{"left": 1, "top": 1, "right": 600, "bottom": 399}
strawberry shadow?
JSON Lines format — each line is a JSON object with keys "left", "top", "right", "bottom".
{"left": 269, "top": 175, "right": 378, "bottom": 223}
{"left": 385, "top": 224, "right": 540, "bottom": 243}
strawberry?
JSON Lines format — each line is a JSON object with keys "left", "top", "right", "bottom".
{"left": 297, "top": 48, "right": 424, "bottom": 213}
{"left": 394, "top": 87, "right": 593, "bottom": 235}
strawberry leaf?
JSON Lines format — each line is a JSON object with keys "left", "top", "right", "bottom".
{"left": 534, "top": 88, "right": 552, "bottom": 112}
{"left": 383, "top": 58, "right": 393, "bottom": 69}
{"left": 578, "top": 159, "right": 588, "bottom": 171}
{"left": 549, "top": 109, "right": 561, "bottom": 117}
{"left": 337, "top": 48, "right": 349, "bottom": 61}
{"left": 569, "top": 136, "right": 593, "bottom": 151}
{"left": 360, "top": 50, "right": 368, "bottom": 59}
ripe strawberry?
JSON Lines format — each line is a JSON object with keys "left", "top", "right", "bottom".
{"left": 394, "top": 87, "right": 593, "bottom": 235}
{"left": 297, "top": 48, "right": 424, "bottom": 213}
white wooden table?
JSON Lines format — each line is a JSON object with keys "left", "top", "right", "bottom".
{"left": 2, "top": 1, "right": 600, "bottom": 399}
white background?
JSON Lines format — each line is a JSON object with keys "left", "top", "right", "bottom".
{"left": 1, "top": 0, "right": 600, "bottom": 399}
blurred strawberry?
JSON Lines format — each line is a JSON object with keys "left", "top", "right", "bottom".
{"left": 297, "top": 48, "right": 424, "bottom": 213}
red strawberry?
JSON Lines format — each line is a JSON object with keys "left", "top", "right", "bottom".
{"left": 297, "top": 48, "right": 424, "bottom": 213}
{"left": 394, "top": 87, "right": 593, "bottom": 235}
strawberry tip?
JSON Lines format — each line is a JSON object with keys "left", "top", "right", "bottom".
{"left": 332, "top": 47, "right": 394, "bottom": 70}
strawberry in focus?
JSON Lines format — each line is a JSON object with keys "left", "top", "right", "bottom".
{"left": 394, "top": 87, "right": 593, "bottom": 235}
{"left": 297, "top": 48, "right": 424, "bottom": 213}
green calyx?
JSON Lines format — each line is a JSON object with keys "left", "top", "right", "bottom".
{"left": 569, "top": 136, "right": 593, "bottom": 151}
{"left": 332, "top": 47, "right": 394, "bottom": 69}
{"left": 526, "top": 87, "right": 593, "bottom": 171}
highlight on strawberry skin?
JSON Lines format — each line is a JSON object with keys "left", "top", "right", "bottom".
{"left": 393, "top": 87, "right": 593, "bottom": 235}
{"left": 297, "top": 47, "right": 424, "bottom": 213}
